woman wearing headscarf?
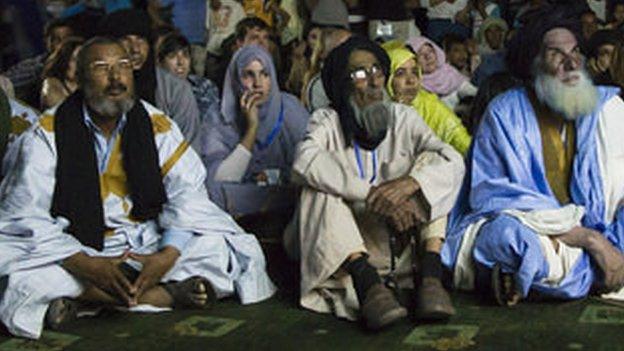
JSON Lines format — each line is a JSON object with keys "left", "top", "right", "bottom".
{"left": 201, "top": 45, "right": 309, "bottom": 216}
{"left": 476, "top": 17, "right": 508, "bottom": 55}
{"left": 383, "top": 42, "right": 471, "bottom": 155}
{"left": 407, "top": 36, "right": 477, "bottom": 111}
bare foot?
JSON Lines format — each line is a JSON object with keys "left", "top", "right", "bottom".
{"left": 501, "top": 274, "right": 522, "bottom": 306}
{"left": 161, "top": 277, "right": 215, "bottom": 309}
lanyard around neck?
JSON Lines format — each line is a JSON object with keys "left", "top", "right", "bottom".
{"left": 256, "top": 100, "right": 284, "bottom": 151}
{"left": 354, "top": 141, "right": 377, "bottom": 184}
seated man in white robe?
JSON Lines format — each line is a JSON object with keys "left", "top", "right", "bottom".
{"left": 0, "top": 37, "right": 275, "bottom": 339}
{"left": 284, "top": 36, "right": 465, "bottom": 331}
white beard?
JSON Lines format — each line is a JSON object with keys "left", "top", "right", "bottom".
{"left": 533, "top": 69, "right": 598, "bottom": 120}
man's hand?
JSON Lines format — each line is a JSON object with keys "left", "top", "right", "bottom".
{"left": 129, "top": 247, "right": 180, "bottom": 299}
{"left": 389, "top": 198, "right": 429, "bottom": 232}
{"left": 366, "top": 176, "right": 420, "bottom": 216}
{"left": 62, "top": 252, "right": 135, "bottom": 306}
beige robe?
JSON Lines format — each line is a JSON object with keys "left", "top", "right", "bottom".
{"left": 284, "top": 103, "right": 465, "bottom": 320}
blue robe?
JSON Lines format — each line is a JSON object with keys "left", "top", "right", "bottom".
{"left": 442, "top": 86, "right": 624, "bottom": 299}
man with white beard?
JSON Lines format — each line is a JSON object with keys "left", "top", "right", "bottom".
{"left": 442, "top": 4, "right": 624, "bottom": 306}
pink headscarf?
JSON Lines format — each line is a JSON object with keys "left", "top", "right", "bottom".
{"left": 407, "top": 36, "right": 468, "bottom": 97}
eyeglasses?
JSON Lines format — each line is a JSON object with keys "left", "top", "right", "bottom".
{"left": 349, "top": 64, "right": 384, "bottom": 82}
{"left": 89, "top": 59, "right": 133, "bottom": 76}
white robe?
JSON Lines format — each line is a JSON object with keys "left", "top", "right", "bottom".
{"left": 284, "top": 103, "right": 464, "bottom": 321}
{"left": 0, "top": 100, "right": 275, "bottom": 339}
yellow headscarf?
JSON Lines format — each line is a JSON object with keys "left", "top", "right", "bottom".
{"left": 381, "top": 40, "right": 472, "bottom": 155}
{"left": 381, "top": 40, "right": 421, "bottom": 99}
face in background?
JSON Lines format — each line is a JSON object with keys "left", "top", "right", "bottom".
{"left": 119, "top": 34, "right": 150, "bottom": 70}
{"left": 417, "top": 44, "right": 438, "bottom": 74}
{"left": 348, "top": 49, "right": 385, "bottom": 109}
{"left": 81, "top": 43, "right": 135, "bottom": 119}
{"left": 391, "top": 58, "right": 421, "bottom": 104}
{"left": 485, "top": 25, "right": 506, "bottom": 50}
{"left": 46, "top": 25, "right": 73, "bottom": 53}
{"left": 446, "top": 42, "right": 468, "bottom": 70}
{"left": 161, "top": 48, "right": 191, "bottom": 79}
{"left": 596, "top": 43, "right": 616, "bottom": 72}
{"left": 239, "top": 59, "right": 272, "bottom": 105}
{"left": 581, "top": 12, "right": 598, "bottom": 41}
{"left": 540, "top": 28, "right": 582, "bottom": 86}
{"left": 239, "top": 27, "right": 271, "bottom": 51}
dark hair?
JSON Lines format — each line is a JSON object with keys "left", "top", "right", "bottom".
{"left": 75, "top": 36, "right": 125, "bottom": 85}
{"left": 157, "top": 32, "right": 191, "bottom": 63}
{"left": 468, "top": 72, "right": 520, "bottom": 134}
{"left": 152, "top": 24, "right": 177, "bottom": 46}
{"left": 43, "top": 18, "right": 72, "bottom": 39}
{"left": 235, "top": 17, "right": 270, "bottom": 42}
{"left": 442, "top": 34, "right": 466, "bottom": 52}
{"left": 42, "top": 37, "right": 84, "bottom": 82}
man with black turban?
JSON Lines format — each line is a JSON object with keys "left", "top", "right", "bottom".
{"left": 284, "top": 36, "right": 464, "bottom": 330}
{"left": 98, "top": 9, "right": 201, "bottom": 151}
{"left": 443, "top": 4, "right": 624, "bottom": 307}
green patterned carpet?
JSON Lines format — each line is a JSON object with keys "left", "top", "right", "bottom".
{"left": 1, "top": 244, "right": 623, "bottom": 351}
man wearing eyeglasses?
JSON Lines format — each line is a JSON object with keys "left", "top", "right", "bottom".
{"left": 284, "top": 35, "right": 464, "bottom": 330}
{"left": 97, "top": 9, "right": 202, "bottom": 153}
{"left": 0, "top": 37, "right": 275, "bottom": 339}
{"left": 444, "top": 5, "right": 624, "bottom": 307}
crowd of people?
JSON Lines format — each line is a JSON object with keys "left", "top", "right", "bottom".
{"left": 1, "top": 0, "right": 624, "bottom": 341}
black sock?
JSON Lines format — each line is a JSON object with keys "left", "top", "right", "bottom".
{"left": 345, "top": 255, "right": 382, "bottom": 304}
{"left": 421, "top": 252, "right": 442, "bottom": 280}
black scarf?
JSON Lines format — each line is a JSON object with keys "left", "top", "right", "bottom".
{"left": 321, "top": 35, "right": 391, "bottom": 150}
{"left": 50, "top": 91, "right": 167, "bottom": 250}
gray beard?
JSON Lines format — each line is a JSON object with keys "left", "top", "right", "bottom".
{"left": 84, "top": 88, "right": 135, "bottom": 119}
{"left": 533, "top": 69, "right": 599, "bottom": 121}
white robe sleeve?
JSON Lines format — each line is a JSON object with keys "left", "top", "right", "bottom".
{"left": 0, "top": 125, "right": 83, "bottom": 275}
{"left": 401, "top": 106, "right": 465, "bottom": 220}
{"left": 292, "top": 109, "right": 371, "bottom": 202}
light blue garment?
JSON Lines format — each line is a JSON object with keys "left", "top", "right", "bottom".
{"left": 82, "top": 106, "right": 192, "bottom": 252}
{"left": 442, "top": 86, "right": 623, "bottom": 298}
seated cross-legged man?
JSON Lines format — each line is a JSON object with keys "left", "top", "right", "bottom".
{"left": 284, "top": 36, "right": 465, "bottom": 330}
{"left": 0, "top": 37, "right": 276, "bottom": 339}
{"left": 443, "top": 5, "right": 624, "bottom": 306}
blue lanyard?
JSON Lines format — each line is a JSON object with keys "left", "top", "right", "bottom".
{"left": 256, "top": 101, "right": 284, "bottom": 150}
{"left": 354, "top": 141, "right": 377, "bottom": 184}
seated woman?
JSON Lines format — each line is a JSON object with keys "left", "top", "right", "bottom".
{"left": 383, "top": 42, "right": 471, "bottom": 155}
{"left": 407, "top": 36, "right": 477, "bottom": 112}
{"left": 157, "top": 32, "right": 221, "bottom": 125}
{"left": 201, "top": 45, "right": 309, "bottom": 217}
{"left": 40, "top": 37, "right": 83, "bottom": 109}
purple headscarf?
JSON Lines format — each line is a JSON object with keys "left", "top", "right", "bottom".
{"left": 202, "top": 45, "right": 310, "bottom": 209}
{"left": 221, "top": 44, "right": 283, "bottom": 143}
{"left": 407, "top": 36, "right": 468, "bottom": 97}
